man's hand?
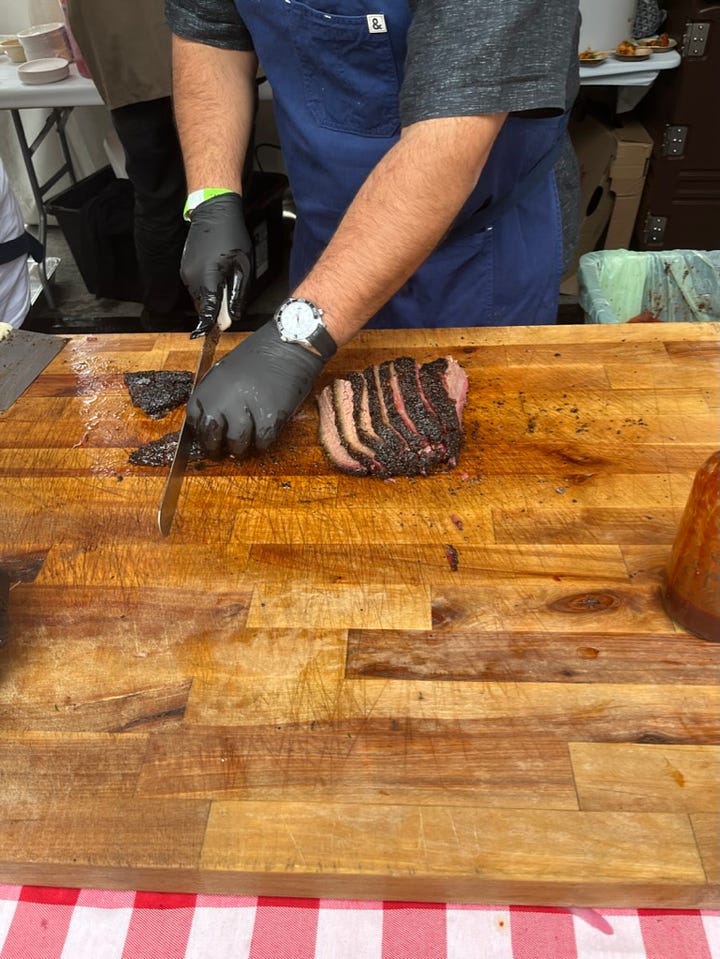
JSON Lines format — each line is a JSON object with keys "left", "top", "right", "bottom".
{"left": 186, "top": 320, "right": 326, "bottom": 459}
{"left": 181, "top": 192, "right": 253, "bottom": 336}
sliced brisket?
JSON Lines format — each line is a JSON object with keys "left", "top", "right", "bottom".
{"left": 318, "top": 355, "right": 468, "bottom": 478}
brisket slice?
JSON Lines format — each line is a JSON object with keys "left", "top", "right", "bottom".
{"left": 317, "top": 355, "right": 468, "bottom": 478}
{"left": 377, "top": 360, "right": 429, "bottom": 456}
{"left": 366, "top": 364, "right": 427, "bottom": 476}
{"left": 392, "top": 356, "right": 445, "bottom": 445}
{"left": 389, "top": 356, "right": 450, "bottom": 467}
{"left": 330, "top": 378, "right": 387, "bottom": 476}
{"left": 349, "top": 370, "right": 421, "bottom": 477}
{"left": 418, "top": 357, "right": 466, "bottom": 465}
{"left": 317, "top": 385, "right": 368, "bottom": 476}
{"left": 124, "top": 370, "right": 193, "bottom": 419}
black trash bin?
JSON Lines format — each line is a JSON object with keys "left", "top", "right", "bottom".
{"left": 243, "top": 171, "right": 290, "bottom": 304}
{"left": 46, "top": 166, "right": 143, "bottom": 303}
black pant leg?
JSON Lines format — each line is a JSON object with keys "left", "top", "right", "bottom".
{"left": 110, "top": 97, "right": 191, "bottom": 315}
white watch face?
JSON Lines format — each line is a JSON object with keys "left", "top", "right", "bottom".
{"left": 279, "top": 300, "right": 318, "bottom": 340}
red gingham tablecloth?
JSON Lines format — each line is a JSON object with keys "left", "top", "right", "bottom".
{"left": 0, "top": 887, "right": 718, "bottom": 959}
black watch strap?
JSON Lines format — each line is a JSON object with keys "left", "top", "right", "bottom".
{"left": 308, "top": 324, "right": 337, "bottom": 361}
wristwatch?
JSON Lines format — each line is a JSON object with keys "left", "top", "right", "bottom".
{"left": 274, "top": 297, "right": 337, "bottom": 361}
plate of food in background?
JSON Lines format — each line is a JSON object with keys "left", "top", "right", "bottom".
{"left": 578, "top": 47, "right": 609, "bottom": 65}
{"left": 614, "top": 40, "right": 653, "bottom": 61}
{"left": 636, "top": 33, "right": 678, "bottom": 50}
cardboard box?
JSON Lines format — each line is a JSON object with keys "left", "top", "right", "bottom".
{"left": 604, "top": 194, "right": 642, "bottom": 250}
{"left": 560, "top": 114, "right": 617, "bottom": 295}
{"left": 603, "top": 120, "right": 654, "bottom": 250}
{"left": 610, "top": 120, "right": 653, "bottom": 180}
{"left": 561, "top": 115, "right": 654, "bottom": 296}
{"left": 572, "top": 113, "right": 617, "bottom": 212}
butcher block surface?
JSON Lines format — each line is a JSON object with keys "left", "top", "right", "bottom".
{"left": 1, "top": 322, "right": 718, "bottom": 908}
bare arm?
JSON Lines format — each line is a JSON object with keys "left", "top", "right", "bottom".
{"left": 171, "top": 34, "right": 258, "bottom": 195}
{"left": 294, "top": 112, "right": 506, "bottom": 347}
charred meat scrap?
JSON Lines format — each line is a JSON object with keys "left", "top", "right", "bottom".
{"left": 124, "top": 370, "right": 193, "bottom": 419}
{"left": 318, "top": 355, "right": 468, "bottom": 477}
{"left": 128, "top": 430, "right": 204, "bottom": 467}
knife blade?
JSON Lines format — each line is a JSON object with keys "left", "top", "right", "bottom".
{"left": 0, "top": 324, "right": 67, "bottom": 412}
{"left": 157, "top": 295, "right": 232, "bottom": 536}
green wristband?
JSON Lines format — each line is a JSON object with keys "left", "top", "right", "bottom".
{"left": 183, "top": 188, "right": 235, "bottom": 221}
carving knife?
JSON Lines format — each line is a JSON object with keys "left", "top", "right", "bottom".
{"left": 157, "top": 296, "right": 232, "bottom": 536}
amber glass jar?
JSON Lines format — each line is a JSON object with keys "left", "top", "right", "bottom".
{"left": 662, "top": 451, "right": 720, "bottom": 642}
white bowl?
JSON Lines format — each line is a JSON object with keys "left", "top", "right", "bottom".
{"left": 17, "top": 56, "right": 70, "bottom": 85}
{"left": 16, "top": 22, "right": 72, "bottom": 62}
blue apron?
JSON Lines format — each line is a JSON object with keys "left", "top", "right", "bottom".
{"left": 235, "top": 0, "right": 567, "bottom": 327}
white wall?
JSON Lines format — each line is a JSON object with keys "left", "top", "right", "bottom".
{"left": 0, "top": 0, "right": 62, "bottom": 34}
{"left": 578, "top": 0, "right": 638, "bottom": 51}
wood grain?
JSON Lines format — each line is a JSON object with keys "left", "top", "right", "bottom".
{"left": 0, "top": 322, "right": 718, "bottom": 906}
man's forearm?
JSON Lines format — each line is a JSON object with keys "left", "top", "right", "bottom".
{"left": 171, "top": 34, "right": 258, "bottom": 194}
{"left": 294, "top": 113, "right": 506, "bottom": 347}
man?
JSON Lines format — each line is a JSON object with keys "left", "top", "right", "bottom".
{"left": 167, "top": 0, "right": 580, "bottom": 459}
{"left": 65, "top": 0, "right": 193, "bottom": 329}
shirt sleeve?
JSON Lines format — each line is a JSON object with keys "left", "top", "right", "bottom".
{"left": 400, "top": 0, "right": 580, "bottom": 126}
{"left": 165, "top": 0, "right": 254, "bottom": 51}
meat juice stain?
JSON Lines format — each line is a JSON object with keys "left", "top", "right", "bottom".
{"left": 450, "top": 513, "right": 464, "bottom": 531}
{"left": 445, "top": 544, "right": 459, "bottom": 572}
{"left": 669, "top": 767, "right": 686, "bottom": 788}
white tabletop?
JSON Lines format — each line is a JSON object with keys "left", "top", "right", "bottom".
{"left": 579, "top": 48, "right": 681, "bottom": 86}
{"left": 0, "top": 57, "right": 103, "bottom": 109}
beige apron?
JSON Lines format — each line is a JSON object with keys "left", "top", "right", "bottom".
{"left": 65, "top": 0, "right": 172, "bottom": 109}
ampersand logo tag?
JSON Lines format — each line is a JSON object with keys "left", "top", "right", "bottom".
{"left": 366, "top": 13, "right": 387, "bottom": 32}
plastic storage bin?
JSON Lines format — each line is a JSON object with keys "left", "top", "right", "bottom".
{"left": 46, "top": 166, "right": 142, "bottom": 302}
{"left": 578, "top": 249, "right": 720, "bottom": 324}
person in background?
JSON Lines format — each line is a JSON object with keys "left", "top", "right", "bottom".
{"left": 0, "top": 158, "right": 39, "bottom": 329}
{"left": 65, "top": 0, "right": 193, "bottom": 330}
{"left": 166, "top": 0, "right": 581, "bottom": 459}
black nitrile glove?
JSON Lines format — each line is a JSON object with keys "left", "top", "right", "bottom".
{"left": 186, "top": 319, "right": 325, "bottom": 459}
{"left": 180, "top": 192, "right": 254, "bottom": 337}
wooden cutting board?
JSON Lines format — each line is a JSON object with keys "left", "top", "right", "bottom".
{"left": 0, "top": 322, "right": 718, "bottom": 908}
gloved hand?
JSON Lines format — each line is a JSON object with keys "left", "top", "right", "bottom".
{"left": 186, "top": 319, "right": 325, "bottom": 459}
{"left": 180, "top": 192, "right": 254, "bottom": 338}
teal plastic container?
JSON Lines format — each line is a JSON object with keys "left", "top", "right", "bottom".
{"left": 578, "top": 250, "right": 720, "bottom": 324}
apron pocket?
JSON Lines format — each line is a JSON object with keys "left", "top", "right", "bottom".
{"left": 287, "top": 0, "right": 401, "bottom": 137}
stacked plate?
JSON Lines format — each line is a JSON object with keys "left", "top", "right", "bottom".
{"left": 17, "top": 57, "right": 70, "bottom": 85}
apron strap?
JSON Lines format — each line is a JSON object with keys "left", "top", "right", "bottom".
{"left": 0, "top": 231, "right": 44, "bottom": 266}
{"left": 451, "top": 128, "right": 567, "bottom": 240}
